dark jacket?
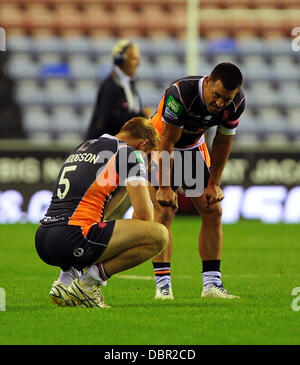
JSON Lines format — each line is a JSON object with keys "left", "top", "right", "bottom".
{"left": 85, "top": 70, "right": 144, "bottom": 140}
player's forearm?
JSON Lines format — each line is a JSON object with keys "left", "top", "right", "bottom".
{"left": 127, "top": 183, "right": 154, "bottom": 221}
{"left": 132, "top": 197, "right": 154, "bottom": 221}
{"left": 132, "top": 208, "right": 154, "bottom": 221}
{"left": 158, "top": 123, "right": 182, "bottom": 189}
{"left": 158, "top": 139, "right": 174, "bottom": 188}
{"left": 208, "top": 134, "right": 233, "bottom": 186}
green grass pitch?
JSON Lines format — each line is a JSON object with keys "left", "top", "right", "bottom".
{"left": 0, "top": 218, "right": 300, "bottom": 345}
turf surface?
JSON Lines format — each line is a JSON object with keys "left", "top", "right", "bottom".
{"left": 0, "top": 218, "right": 300, "bottom": 345}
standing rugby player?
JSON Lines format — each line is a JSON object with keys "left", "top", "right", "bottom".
{"left": 150, "top": 63, "right": 245, "bottom": 299}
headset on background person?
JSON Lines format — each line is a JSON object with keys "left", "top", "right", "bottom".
{"left": 112, "top": 40, "right": 133, "bottom": 66}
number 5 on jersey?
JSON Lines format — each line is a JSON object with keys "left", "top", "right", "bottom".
{"left": 57, "top": 165, "right": 77, "bottom": 200}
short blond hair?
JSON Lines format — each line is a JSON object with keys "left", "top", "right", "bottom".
{"left": 111, "top": 39, "right": 134, "bottom": 57}
{"left": 120, "top": 117, "right": 160, "bottom": 151}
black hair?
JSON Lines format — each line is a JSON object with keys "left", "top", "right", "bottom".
{"left": 210, "top": 62, "right": 243, "bottom": 90}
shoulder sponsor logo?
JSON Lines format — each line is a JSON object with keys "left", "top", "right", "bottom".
{"left": 166, "top": 96, "right": 183, "bottom": 116}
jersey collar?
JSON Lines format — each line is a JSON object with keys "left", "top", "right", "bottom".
{"left": 198, "top": 75, "right": 208, "bottom": 106}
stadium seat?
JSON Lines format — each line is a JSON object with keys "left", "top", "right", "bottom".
{"left": 0, "top": 3, "right": 24, "bottom": 27}
{"left": 72, "top": 80, "right": 98, "bottom": 106}
{"left": 155, "top": 54, "right": 185, "bottom": 82}
{"left": 236, "top": 37, "right": 266, "bottom": 57}
{"left": 264, "top": 37, "right": 293, "bottom": 57}
{"left": 271, "top": 56, "right": 300, "bottom": 82}
{"left": 235, "top": 109, "right": 264, "bottom": 143}
{"left": 109, "top": 3, "right": 141, "bottom": 31}
{"left": 212, "top": 54, "right": 238, "bottom": 66}
{"left": 246, "top": 81, "right": 281, "bottom": 108}
{"left": 23, "top": 106, "right": 52, "bottom": 140}
{"left": 242, "top": 55, "right": 272, "bottom": 82}
{"left": 51, "top": 106, "right": 83, "bottom": 142}
{"left": 279, "top": 82, "right": 300, "bottom": 108}
{"left": 68, "top": 55, "right": 98, "bottom": 80}
{"left": 197, "top": 60, "right": 214, "bottom": 76}
{"left": 26, "top": 3, "right": 56, "bottom": 28}
{"left": 82, "top": 3, "right": 114, "bottom": 29}
{"left": 3, "top": 0, "right": 299, "bottom": 144}
{"left": 256, "top": 107, "right": 289, "bottom": 142}
{"left": 55, "top": 3, "right": 82, "bottom": 28}
{"left": 137, "top": 80, "right": 162, "bottom": 107}
{"left": 79, "top": 105, "right": 93, "bottom": 135}
{"left": 8, "top": 54, "right": 39, "bottom": 79}
{"left": 32, "top": 36, "right": 63, "bottom": 55}
{"left": 43, "top": 79, "right": 73, "bottom": 106}
{"left": 89, "top": 37, "right": 118, "bottom": 57}
{"left": 7, "top": 35, "right": 34, "bottom": 53}
{"left": 51, "top": 106, "right": 80, "bottom": 129}
{"left": 286, "top": 107, "right": 300, "bottom": 138}
{"left": 151, "top": 37, "right": 185, "bottom": 58}
{"left": 61, "top": 36, "right": 93, "bottom": 55}
{"left": 16, "top": 80, "right": 45, "bottom": 105}
{"left": 137, "top": 57, "right": 158, "bottom": 81}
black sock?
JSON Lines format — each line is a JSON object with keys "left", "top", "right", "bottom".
{"left": 202, "top": 259, "right": 221, "bottom": 273}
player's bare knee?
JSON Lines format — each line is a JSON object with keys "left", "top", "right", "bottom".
{"left": 200, "top": 203, "right": 222, "bottom": 221}
{"left": 150, "top": 223, "right": 169, "bottom": 255}
{"left": 155, "top": 206, "right": 175, "bottom": 227}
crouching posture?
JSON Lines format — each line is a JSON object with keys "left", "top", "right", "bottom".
{"left": 35, "top": 117, "right": 168, "bottom": 308}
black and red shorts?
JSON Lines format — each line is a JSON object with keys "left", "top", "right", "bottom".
{"left": 148, "top": 144, "right": 210, "bottom": 197}
{"left": 35, "top": 221, "right": 115, "bottom": 271}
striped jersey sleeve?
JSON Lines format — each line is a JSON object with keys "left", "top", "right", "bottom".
{"left": 161, "top": 85, "right": 185, "bottom": 128}
{"left": 218, "top": 92, "right": 246, "bottom": 136}
{"left": 115, "top": 145, "right": 147, "bottom": 186}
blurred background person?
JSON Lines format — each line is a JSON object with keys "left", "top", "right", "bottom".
{"left": 0, "top": 53, "right": 25, "bottom": 139}
{"left": 85, "top": 39, "right": 153, "bottom": 140}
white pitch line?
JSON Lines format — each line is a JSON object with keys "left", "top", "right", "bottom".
{"left": 116, "top": 273, "right": 300, "bottom": 281}
{"left": 116, "top": 274, "right": 191, "bottom": 281}
{"left": 116, "top": 275, "right": 154, "bottom": 281}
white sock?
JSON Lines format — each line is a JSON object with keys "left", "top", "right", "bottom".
{"left": 202, "top": 271, "right": 222, "bottom": 290}
{"left": 58, "top": 269, "right": 74, "bottom": 286}
{"left": 79, "top": 265, "right": 107, "bottom": 288}
{"left": 155, "top": 277, "right": 171, "bottom": 288}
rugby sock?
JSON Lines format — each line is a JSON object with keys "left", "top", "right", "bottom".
{"left": 58, "top": 269, "right": 74, "bottom": 286}
{"left": 80, "top": 264, "right": 108, "bottom": 288}
{"left": 153, "top": 262, "right": 171, "bottom": 287}
{"left": 202, "top": 260, "right": 222, "bottom": 289}
{"left": 97, "top": 263, "right": 111, "bottom": 282}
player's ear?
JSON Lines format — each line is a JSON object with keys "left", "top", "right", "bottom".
{"left": 204, "top": 75, "right": 211, "bottom": 87}
{"left": 137, "top": 139, "right": 149, "bottom": 151}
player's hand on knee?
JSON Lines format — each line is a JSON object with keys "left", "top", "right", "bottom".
{"left": 201, "top": 184, "right": 224, "bottom": 207}
{"left": 156, "top": 187, "right": 178, "bottom": 210}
